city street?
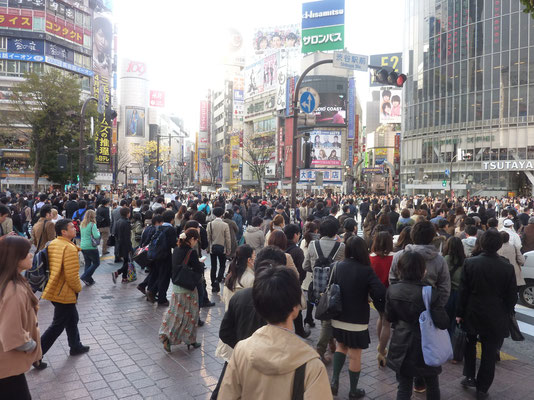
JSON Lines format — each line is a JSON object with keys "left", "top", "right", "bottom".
{"left": 26, "top": 255, "right": 534, "bottom": 400}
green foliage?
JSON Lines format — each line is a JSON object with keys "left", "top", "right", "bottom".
{"left": 521, "top": 0, "right": 534, "bottom": 17}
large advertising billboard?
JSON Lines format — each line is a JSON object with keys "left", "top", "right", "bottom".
{"left": 301, "top": 0, "right": 345, "bottom": 53}
{"left": 253, "top": 25, "right": 301, "bottom": 54}
{"left": 309, "top": 129, "right": 342, "bottom": 167}
{"left": 369, "top": 53, "right": 402, "bottom": 87}
{"left": 125, "top": 107, "right": 145, "bottom": 137}
{"left": 245, "top": 52, "right": 279, "bottom": 99}
{"left": 92, "top": 11, "right": 113, "bottom": 165}
{"left": 379, "top": 88, "right": 402, "bottom": 124}
{"left": 299, "top": 169, "right": 342, "bottom": 182}
{"left": 199, "top": 100, "right": 209, "bottom": 132}
{"left": 314, "top": 92, "right": 346, "bottom": 125}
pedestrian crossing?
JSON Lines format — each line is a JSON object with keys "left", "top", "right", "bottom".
{"left": 515, "top": 304, "right": 534, "bottom": 339}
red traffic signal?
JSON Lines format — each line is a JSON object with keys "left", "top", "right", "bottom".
{"left": 396, "top": 74, "right": 407, "bottom": 87}
{"left": 374, "top": 69, "right": 407, "bottom": 88}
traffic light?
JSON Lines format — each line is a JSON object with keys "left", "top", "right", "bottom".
{"left": 304, "top": 141, "right": 313, "bottom": 169}
{"left": 58, "top": 154, "right": 67, "bottom": 170}
{"left": 374, "top": 68, "right": 407, "bottom": 87}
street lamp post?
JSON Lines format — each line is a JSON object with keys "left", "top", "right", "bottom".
{"left": 79, "top": 97, "right": 98, "bottom": 192}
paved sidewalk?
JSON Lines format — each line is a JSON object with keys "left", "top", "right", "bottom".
{"left": 26, "top": 257, "right": 534, "bottom": 400}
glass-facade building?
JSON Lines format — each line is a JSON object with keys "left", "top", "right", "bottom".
{"left": 402, "top": 0, "right": 534, "bottom": 196}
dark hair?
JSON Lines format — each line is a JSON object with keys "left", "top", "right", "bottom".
{"left": 252, "top": 216, "right": 263, "bottom": 227}
{"left": 343, "top": 218, "right": 356, "bottom": 233}
{"left": 254, "top": 246, "right": 287, "bottom": 269}
{"left": 487, "top": 217, "right": 498, "bottom": 228}
{"left": 162, "top": 210, "right": 175, "bottom": 223}
{"left": 152, "top": 214, "right": 164, "bottom": 225}
{"left": 120, "top": 207, "right": 130, "bottom": 218}
{"left": 465, "top": 225, "right": 477, "bottom": 236}
{"left": 391, "top": 94, "right": 401, "bottom": 103}
{"left": 443, "top": 237, "right": 465, "bottom": 267}
{"left": 401, "top": 208, "right": 410, "bottom": 218}
{"left": 226, "top": 244, "right": 254, "bottom": 291}
{"left": 184, "top": 220, "right": 200, "bottom": 230}
{"left": 267, "top": 229, "right": 287, "bottom": 250}
{"left": 330, "top": 205, "right": 339, "bottom": 215}
{"left": 213, "top": 207, "right": 224, "bottom": 217}
{"left": 252, "top": 265, "right": 301, "bottom": 324}
{"left": 178, "top": 227, "right": 200, "bottom": 248}
{"left": 55, "top": 218, "right": 72, "bottom": 236}
{"left": 40, "top": 204, "right": 52, "bottom": 218}
{"left": 382, "top": 89, "right": 391, "bottom": 98}
{"left": 0, "top": 236, "right": 35, "bottom": 307}
{"left": 78, "top": 200, "right": 87, "bottom": 209}
{"left": 371, "top": 231, "right": 393, "bottom": 257}
{"left": 396, "top": 226, "right": 413, "bottom": 249}
{"left": 283, "top": 224, "right": 300, "bottom": 242}
{"left": 345, "top": 236, "right": 370, "bottom": 266}
{"left": 319, "top": 219, "right": 338, "bottom": 238}
{"left": 302, "top": 221, "right": 319, "bottom": 247}
{"left": 480, "top": 229, "right": 503, "bottom": 253}
{"left": 500, "top": 231, "right": 510, "bottom": 244}
{"left": 411, "top": 221, "right": 436, "bottom": 245}
{"left": 397, "top": 250, "right": 426, "bottom": 281}
{"left": 193, "top": 211, "right": 206, "bottom": 225}
{"left": 378, "top": 213, "right": 390, "bottom": 225}
{"left": 0, "top": 204, "right": 9, "bottom": 216}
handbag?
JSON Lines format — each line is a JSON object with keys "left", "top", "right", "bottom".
{"left": 107, "top": 235, "right": 116, "bottom": 247}
{"left": 171, "top": 249, "right": 200, "bottom": 290}
{"left": 133, "top": 245, "right": 150, "bottom": 268}
{"left": 315, "top": 264, "right": 342, "bottom": 321}
{"left": 90, "top": 223, "right": 101, "bottom": 247}
{"left": 452, "top": 324, "right": 467, "bottom": 362}
{"left": 509, "top": 313, "right": 525, "bottom": 341}
{"left": 127, "top": 261, "right": 137, "bottom": 282}
{"left": 419, "top": 286, "right": 453, "bottom": 367}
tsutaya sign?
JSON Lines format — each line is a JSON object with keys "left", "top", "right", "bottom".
{"left": 483, "top": 160, "right": 534, "bottom": 170}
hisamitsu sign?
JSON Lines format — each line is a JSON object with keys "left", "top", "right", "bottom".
{"left": 302, "top": 0, "right": 345, "bottom": 53}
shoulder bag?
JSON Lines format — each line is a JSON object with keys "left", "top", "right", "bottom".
{"left": 171, "top": 249, "right": 200, "bottom": 290}
{"left": 90, "top": 223, "right": 101, "bottom": 247}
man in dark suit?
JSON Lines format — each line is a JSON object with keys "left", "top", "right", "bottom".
{"left": 457, "top": 229, "right": 517, "bottom": 399}
{"left": 359, "top": 198, "right": 370, "bottom": 229}
{"left": 112, "top": 207, "right": 132, "bottom": 283}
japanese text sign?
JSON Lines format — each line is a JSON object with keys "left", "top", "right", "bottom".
{"left": 45, "top": 15, "right": 84, "bottom": 45}
{"left": 0, "top": 13, "right": 33, "bottom": 29}
{"left": 333, "top": 52, "right": 368, "bottom": 71}
{"left": 150, "top": 90, "right": 165, "bottom": 107}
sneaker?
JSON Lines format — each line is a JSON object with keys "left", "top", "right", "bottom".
{"left": 111, "top": 272, "right": 117, "bottom": 284}
{"left": 70, "top": 345, "right": 90, "bottom": 356}
{"left": 121, "top": 278, "right": 128, "bottom": 283}
{"left": 304, "top": 318, "right": 316, "bottom": 328}
{"left": 461, "top": 377, "right": 477, "bottom": 388}
{"left": 146, "top": 291, "right": 156, "bottom": 303}
{"left": 81, "top": 278, "right": 92, "bottom": 286}
{"left": 198, "top": 319, "right": 205, "bottom": 327}
{"left": 413, "top": 385, "right": 426, "bottom": 393}
{"left": 476, "top": 390, "right": 488, "bottom": 399}
{"left": 296, "top": 327, "right": 311, "bottom": 339}
{"left": 349, "top": 388, "right": 365, "bottom": 399}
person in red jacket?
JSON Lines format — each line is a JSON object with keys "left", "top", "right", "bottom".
{"left": 370, "top": 231, "right": 394, "bottom": 367}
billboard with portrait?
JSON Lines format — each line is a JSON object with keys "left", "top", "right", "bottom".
{"left": 244, "top": 52, "right": 279, "bottom": 99}
{"left": 253, "top": 25, "right": 301, "bottom": 55}
{"left": 379, "top": 89, "right": 402, "bottom": 124}
{"left": 309, "top": 129, "right": 342, "bottom": 167}
{"left": 125, "top": 107, "right": 145, "bottom": 137}
{"left": 313, "top": 92, "right": 346, "bottom": 125}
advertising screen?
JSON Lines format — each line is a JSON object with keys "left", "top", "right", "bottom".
{"left": 125, "top": 107, "right": 145, "bottom": 137}
{"left": 313, "top": 92, "right": 346, "bottom": 125}
{"left": 244, "top": 52, "right": 279, "bottom": 99}
{"left": 309, "top": 129, "right": 342, "bottom": 167}
{"left": 379, "top": 89, "right": 402, "bottom": 124}
{"left": 253, "top": 25, "right": 301, "bottom": 54}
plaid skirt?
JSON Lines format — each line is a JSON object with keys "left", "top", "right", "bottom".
{"left": 159, "top": 288, "right": 199, "bottom": 345}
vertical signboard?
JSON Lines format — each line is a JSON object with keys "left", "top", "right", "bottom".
{"left": 301, "top": 0, "right": 345, "bottom": 53}
{"left": 230, "top": 134, "right": 241, "bottom": 181}
{"left": 347, "top": 77, "right": 355, "bottom": 139}
{"left": 92, "top": 11, "right": 113, "bottom": 165}
{"left": 149, "top": 90, "right": 165, "bottom": 107}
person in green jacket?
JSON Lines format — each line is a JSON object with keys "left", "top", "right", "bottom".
{"left": 80, "top": 210, "right": 101, "bottom": 286}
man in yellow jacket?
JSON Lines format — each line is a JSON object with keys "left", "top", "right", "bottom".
{"left": 39, "top": 219, "right": 89, "bottom": 363}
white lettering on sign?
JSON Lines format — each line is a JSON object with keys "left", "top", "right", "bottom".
{"left": 126, "top": 61, "right": 146, "bottom": 76}
{"left": 483, "top": 160, "right": 534, "bottom": 170}
{"left": 302, "top": 9, "right": 344, "bottom": 19}
{"left": 302, "top": 32, "right": 343, "bottom": 46}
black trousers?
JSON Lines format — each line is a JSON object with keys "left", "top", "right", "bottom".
{"left": 294, "top": 311, "right": 306, "bottom": 335}
{"left": 396, "top": 373, "right": 440, "bottom": 400}
{"left": 210, "top": 253, "right": 226, "bottom": 286}
{"left": 0, "top": 373, "right": 31, "bottom": 400}
{"left": 156, "top": 262, "right": 171, "bottom": 303}
{"left": 40, "top": 302, "right": 81, "bottom": 355}
{"left": 464, "top": 333, "right": 499, "bottom": 393}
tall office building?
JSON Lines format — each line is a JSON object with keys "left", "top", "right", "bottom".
{"left": 402, "top": 0, "right": 534, "bottom": 196}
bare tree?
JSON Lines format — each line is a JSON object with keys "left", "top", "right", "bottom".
{"left": 240, "top": 136, "right": 274, "bottom": 195}
{"left": 203, "top": 157, "right": 222, "bottom": 187}
{"left": 173, "top": 162, "right": 190, "bottom": 189}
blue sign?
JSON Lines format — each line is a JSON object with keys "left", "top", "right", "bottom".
{"left": 156, "top": 166, "right": 163, "bottom": 172}
{"left": 375, "top": 158, "right": 386, "bottom": 165}
{"left": 302, "top": 0, "right": 345, "bottom": 30}
{"left": 44, "top": 56, "right": 94, "bottom": 77}
{"left": 7, "top": 38, "right": 44, "bottom": 55}
{"left": 348, "top": 78, "right": 355, "bottom": 140}
{"left": 300, "top": 91, "right": 317, "bottom": 114}
{"left": 234, "top": 90, "right": 244, "bottom": 102}
{"left": 45, "top": 42, "right": 74, "bottom": 64}
{"left": 348, "top": 145, "right": 353, "bottom": 167}
{"left": 445, "top": 169, "right": 450, "bottom": 177}
{"left": 0, "top": 52, "right": 44, "bottom": 62}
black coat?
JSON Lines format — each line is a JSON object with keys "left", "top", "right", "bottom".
{"left": 457, "top": 252, "right": 517, "bottom": 338}
{"left": 331, "top": 259, "right": 386, "bottom": 324}
{"left": 388, "top": 211, "right": 400, "bottom": 234}
{"left": 115, "top": 217, "right": 132, "bottom": 256}
{"left": 385, "top": 281, "right": 449, "bottom": 376}
{"left": 219, "top": 288, "right": 266, "bottom": 348}
{"left": 171, "top": 245, "right": 204, "bottom": 286}
{"left": 96, "top": 206, "right": 111, "bottom": 228}
{"left": 286, "top": 241, "right": 305, "bottom": 283}
{"left": 64, "top": 200, "right": 78, "bottom": 219}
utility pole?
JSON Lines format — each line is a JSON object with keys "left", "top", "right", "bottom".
{"left": 79, "top": 97, "right": 97, "bottom": 192}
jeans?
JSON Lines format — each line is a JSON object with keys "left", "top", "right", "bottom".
{"left": 40, "top": 302, "right": 82, "bottom": 355}
{"left": 464, "top": 333, "right": 499, "bottom": 393}
{"left": 81, "top": 249, "right": 100, "bottom": 282}
{"left": 396, "top": 373, "right": 440, "bottom": 400}
{"left": 316, "top": 319, "right": 333, "bottom": 356}
{"left": 210, "top": 253, "right": 227, "bottom": 285}
{"left": 99, "top": 227, "right": 110, "bottom": 253}
{"left": 0, "top": 373, "right": 31, "bottom": 400}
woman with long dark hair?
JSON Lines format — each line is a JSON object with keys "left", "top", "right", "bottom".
{"left": 0, "top": 236, "right": 41, "bottom": 399}
{"left": 159, "top": 228, "right": 203, "bottom": 352}
{"left": 300, "top": 221, "right": 319, "bottom": 327}
{"left": 393, "top": 226, "right": 413, "bottom": 252}
{"left": 329, "top": 236, "right": 386, "bottom": 398}
{"left": 443, "top": 236, "right": 466, "bottom": 336}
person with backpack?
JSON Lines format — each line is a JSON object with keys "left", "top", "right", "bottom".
{"left": 63, "top": 193, "right": 78, "bottom": 219}
{"left": 219, "top": 263, "right": 332, "bottom": 400}
{"left": 79, "top": 210, "right": 101, "bottom": 286}
{"left": 0, "top": 236, "right": 42, "bottom": 398}
{"left": 72, "top": 200, "right": 88, "bottom": 242}
{"left": 303, "top": 219, "right": 345, "bottom": 364}
{"left": 207, "top": 207, "right": 231, "bottom": 293}
{"left": 38, "top": 219, "right": 89, "bottom": 366}
{"left": 385, "top": 250, "right": 449, "bottom": 400}
{"left": 112, "top": 207, "right": 133, "bottom": 284}
{"left": 198, "top": 198, "right": 211, "bottom": 216}
{"left": 30, "top": 205, "right": 56, "bottom": 252}
{"left": 96, "top": 198, "right": 111, "bottom": 255}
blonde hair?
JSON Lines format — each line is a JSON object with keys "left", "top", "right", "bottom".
{"left": 51, "top": 209, "right": 58, "bottom": 218}
{"left": 81, "top": 209, "right": 96, "bottom": 228}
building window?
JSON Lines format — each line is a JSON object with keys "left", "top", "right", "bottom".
{"left": 0, "top": 37, "right": 6, "bottom": 51}
{"left": 33, "top": 17, "right": 45, "bottom": 32}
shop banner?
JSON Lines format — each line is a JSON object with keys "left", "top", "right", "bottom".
{"left": 244, "top": 52, "right": 279, "bottom": 99}
{"left": 362, "top": 167, "right": 384, "bottom": 174}
{"left": 8, "top": 0, "right": 45, "bottom": 10}
{"left": 149, "top": 90, "right": 165, "bottom": 107}
{"left": 302, "top": 25, "right": 344, "bottom": 54}
{"left": 45, "top": 15, "right": 84, "bottom": 45}
{"left": 299, "top": 169, "right": 342, "bottom": 182}
{"left": 125, "top": 107, "right": 145, "bottom": 137}
{"left": 45, "top": 42, "right": 74, "bottom": 64}
{"left": 200, "top": 100, "right": 209, "bottom": 132}
{"left": 7, "top": 38, "right": 44, "bottom": 55}
{"left": 310, "top": 129, "right": 342, "bottom": 166}
{"left": 0, "top": 12, "right": 32, "bottom": 29}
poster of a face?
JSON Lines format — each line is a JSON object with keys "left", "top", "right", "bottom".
{"left": 253, "top": 25, "right": 301, "bottom": 54}
{"left": 125, "top": 107, "right": 145, "bottom": 137}
{"left": 92, "top": 14, "right": 112, "bottom": 77}
{"left": 380, "top": 88, "right": 402, "bottom": 124}
{"left": 310, "top": 130, "right": 342, "bottom": 166}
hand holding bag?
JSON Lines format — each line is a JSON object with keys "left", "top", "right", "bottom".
{"left": 171, "top": 250, "right": 200, "bottom": 290}
{"left": 509, "top": 313, "right": 525, "bottom": 341}
{"left": 452, "top": 323, "right": 467, "bottom": 362}
{"left": 133, "top": 245, "right": 150, "bottom": 267}
{"left": 315, "top": 263, "right": 342, "bottom": 321}
{"left": 127, "top": 260, "right": 137, "bottom": 282}
{"left": 90, "top": 223, "right": 101, "bottom": 247}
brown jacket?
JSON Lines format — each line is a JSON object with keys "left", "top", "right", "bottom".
{"left": 219, "top": 325, "right": 332, "bottom": 400}
{"left": 31, "top": 218, "right": 56, "bottom": 251}
{"left": 42, "top": 236, "right": 82, "bottom": 304}
{"left": 0, "top": 281, "right": 41, "bottom": 379}
{"left": 207, "top": 218, "right": 231, "bottom": 256}
{"left": 521, "top": 224, "right": 534, "bottom": 253}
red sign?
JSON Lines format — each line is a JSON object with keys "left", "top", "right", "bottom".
{"left": 126, "top": 61, "right": 147, "bottom": 76}
{"left": 45, "top": 15, "right": 83, "bottom": 45}
{"left": 199, "top": 100, "right": 209, "bottom": 132}
{"left": 0, "top": 13, "right": 32, "bottom": 29}
{"left": 278, "top": 127, "right": 283, "bottom": 161}
{"left": 284, "top": 118, "right": 294, "bottom": 178}
{"left": 149, "top": 90, "right": 165, "bottom": 107}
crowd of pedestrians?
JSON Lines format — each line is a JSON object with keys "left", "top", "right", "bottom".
{"left": 0, "top": 188, "right": 531, "bottom": 399}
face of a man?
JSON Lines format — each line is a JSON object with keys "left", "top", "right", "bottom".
{"left": 62, "top": 222, "right": 77, "bottom": 240}
{"left": 0, "top": 214, "right": 7, "bottom": 223}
